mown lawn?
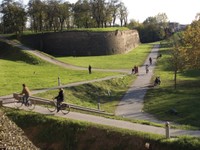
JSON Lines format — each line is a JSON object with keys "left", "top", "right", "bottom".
{"left": 35, "top": 75, "right": 135, "bottom": 113}
{"left": 144, "top": 41, "right": 200, "bottom": 128}
{"left": 57, "top": 43, "right": 155, "bottom": 69}
{"left": 0, "top": 41, "right": 119, "bottom": 96}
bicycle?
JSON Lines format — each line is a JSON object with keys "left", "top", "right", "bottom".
{"left": 13, "top": 93, "right": 35, "bottom": 110}
{"left": 46, "top": 99, "right": 70, "bottom": 115}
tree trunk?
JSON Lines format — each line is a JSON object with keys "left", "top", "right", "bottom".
{"left": 174, "top": 69, "right": 177, "bottom": 89}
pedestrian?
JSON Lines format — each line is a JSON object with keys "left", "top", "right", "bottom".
{"left": 54, "top": 88, "right": 64, "bottom": 112}
{"left": 149, "top": 57, "right": 152, "bottom": 65}
{"left": 131, "top": 67, "right": 135, "bottom": 74}
{"left": 88, "top": 65, "right": 92, "bottom": 74}
{"left": 20, "top": 84, "right": 31, "bottom": 105}
{"left": 145, "top": 64, "right": 149, "bottom": 74}
{"left": 136, "top": 66, "right": 139, "bottom": 74}
{"left": 134, "top": 65, "right": 137, "bottom": 74}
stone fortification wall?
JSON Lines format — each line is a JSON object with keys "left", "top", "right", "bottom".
{"left": 21, "top": 30, "right": 140, "bottom": 56}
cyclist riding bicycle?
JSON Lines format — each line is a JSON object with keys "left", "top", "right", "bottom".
{"left": 54, "top": 88, "right": 64, "bottom": 112}
{"left": 20, "top": 84, "right": 31, "bottom": 105}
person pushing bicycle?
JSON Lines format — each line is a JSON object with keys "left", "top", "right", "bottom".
{"left": 54, "top": 88, "right": 64, "bottom": 112}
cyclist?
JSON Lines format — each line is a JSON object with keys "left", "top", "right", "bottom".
{"left": 54, "top": 88, "right": 64, "bottom": 112}
{"left": 20, "top": 84, "right": 31, "bottom": 105}
{"left": 154, "top": 77, "right": 161, "bottom": 86}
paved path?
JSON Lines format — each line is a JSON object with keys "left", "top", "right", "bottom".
{"left": 3, "top": 103, "right": 200, "bottom": 138}
{"left": 115, "top": 45, "right": 163, "bottom": 123}
{"left": 1, "top": 37, "right": 200, "bottom": 138}
{"left": 0, "top": 36, "right": 130, "bottom": 74}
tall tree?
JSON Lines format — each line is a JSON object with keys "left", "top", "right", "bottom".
{"left": 155, "top": 13, "right": 169, "bottom": 39}
{"left": 73, "top": 0, "right": 93, "bottom": 28}
{"left": 0, "top": 0, "right": 27, "bottom": 35}
{"left": 27, "top": 0, "right": 45, "bottom": 32}
{"left": 182, "top": 20, "right": 200, "bottom": 69}
{"left": 169, "top": 33, "right": 184, "bottom": 89}
{"left": 90, "top": 0, "right": 106, "bottom": 27}
{"left": 118, "top": 2, "right": 128, "bottom": 27}
{"left": 108, "top": 0, "right": 120, "bottom": 26}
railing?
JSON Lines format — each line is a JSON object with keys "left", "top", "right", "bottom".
{"left": 12, "top": 93, "right": 114, "bottom": 116}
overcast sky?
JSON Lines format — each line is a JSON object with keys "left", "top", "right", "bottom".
{"left": 6, "top": 0, "right": 200, "bottom": 25}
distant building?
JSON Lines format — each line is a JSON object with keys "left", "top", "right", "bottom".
{"left": 168, "top": 22, "right": 188, "bottom": 33}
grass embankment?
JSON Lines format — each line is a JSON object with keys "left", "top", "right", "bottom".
{"left": 144, "top": 41, "right": 200, "bottom": 129}
{"left": 0, "top": 40, "right": 119, "bottom": 96}
{"left": 57, "top": 43, "right": 154, "bottom": 69}
{"left": 4, "top": 109, "right": 200, "bottom": 150}
{"left": 35, "top": 75, "right": 135, "bottom": 114}
{"left": 5, "top": 27, "right": 129, "bottom": 38}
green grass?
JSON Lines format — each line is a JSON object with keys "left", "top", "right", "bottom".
{"left": 35, "top": 75, "right": 135, "bottom": 114}
{"left": 4, "top": 27, "right": 129, "bottom": 38}
{"left": 57, "top": 43, "right": 155, "bottom": 69}
{"left": 144, "top": 41, "right": 200, "bottom": 128}
{"left": 63, "top": 27, "right": 129, "bottom": 32}
{"left": 4, "top": 108, "right": 200, "bottom": 150}
{"left": 0, "top": 41, "right": 119, "bottom": 96}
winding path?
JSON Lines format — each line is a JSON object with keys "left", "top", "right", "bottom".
{"left": 115, "top": 45, "right": 163, "bottom": 123}
{"left": 1, "top": 37, "right": 200, "bottom": 138}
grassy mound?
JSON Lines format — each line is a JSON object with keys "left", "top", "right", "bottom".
{"left": 4, "top": 109, "right": 200, "bottom": 150}
{"left": 35, "top": 75, "right": 135, "bottom": 113}
{"left": 0, "top": 40, "right": 119, "bottom": 96}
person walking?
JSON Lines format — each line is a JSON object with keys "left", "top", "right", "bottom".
{"left": 149, "top": 57, "right": 152, "bottom": 65}
{"left": 145, "top": 64, "right": 149, "bottom": 74}
{"left": 88, "top": 65, "right": 92, "bottom": 74}
{"left": 131, "top": 67, "right": 135, "bottom": 74}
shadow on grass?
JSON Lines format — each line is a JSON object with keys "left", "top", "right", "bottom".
{"left": 180, "top": 70, "right": 200, "bottom": 78}
{"left": 144, "top": 80, "right": 200, "bottom": 128}
{"left": 0, "top": 41, "right": 42, "bottom": 65}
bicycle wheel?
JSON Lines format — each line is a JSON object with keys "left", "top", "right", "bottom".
{"left": 27, "top": 100, "right": 35, "bottom": 110}
{"left": 60, "top": 103, "right": 70, "bottom": 115}
{"left": 14, "top": 99, "right": 23, "bottom": 108}
{"left": 46, "top": 101, "right": 56, "bottom": 112}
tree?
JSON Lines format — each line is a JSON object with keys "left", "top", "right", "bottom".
{"left": 136, "top": 13, "right": 169, "bottom": 43}
{"left": 27, "top": 0, "right": 46, "bottom": 32}
{"left": 169, "top": 33, "right": 185, "bottom": 89}
{"left": 0, "top": 0, "right": 27, "bottom": 35}
{"left": 181, "top": 20, "right": 200, "bottom": 69}
{"left": 155, "top": 13, "right": 169, "bottom": 39}
{"left": 108, "top": 0, "right": 120, "bottom": 26}
{"left": 73, "top": 0, "right": 94, "bottom": 28}
{"left": 118, "top": 2, "right": 128, "bottom": 27}
{"left": 127, "top": 19, "right": 141, "bottom": 29}
{"left": 57, "top": 2, "right": 70, "bottom": 31}
{"left": 45, "top": 0, "right": 60, "bottom": 31}
{"left": 139, "top": 16, "right": 160, "bottom": 42}
{"left": 90, "top": 0, "right": 106, "bottom": 27}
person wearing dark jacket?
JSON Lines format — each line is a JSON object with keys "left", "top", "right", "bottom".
{"left": 55, "top": 88, "right": 64, "bottom": 112}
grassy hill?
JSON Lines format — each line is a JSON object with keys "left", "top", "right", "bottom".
{"left": 0, "top": 40, "right": 119, "bottom": 96}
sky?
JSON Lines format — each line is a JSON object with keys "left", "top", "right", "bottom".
{"left": 65, "top": 0, "right": 200, "bottom": 24}
{"left": 5, "top": 0, "right": 200, "bottom": 25}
